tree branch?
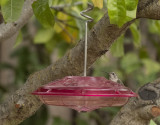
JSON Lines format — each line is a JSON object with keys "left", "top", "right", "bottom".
{"left": 110, "top": 79, "right": 160, "bottom": 125}
{"left": 50, "top": 1, "right": 82, "bottom": 11}
{"left": 0, "top": 0, "right": 34, "bottom": 42}
{"left": 0, "top": 0, "right": 160, "bottom": 124}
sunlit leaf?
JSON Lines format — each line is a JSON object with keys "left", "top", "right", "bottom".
{"left": 1, "top": 0, "right": 24, "bottom": 22}
{"left": 142, "top": 59, "right": 160, "bottom": 75}
{"left": 130, "top": 23, "right": 141, "bottom": 47}
{"left": 14, "top": 31, "right": 23, "bottom": 48}
{"left": 110, "top": 35, "right": 124, "bottom": 57}
{"left": 34, "top": 29, "right": 54, "bottom": 44}
{"left": 150, "top": 120, "right": 157, "bottom": 125}
{"left": 125, "top": 0, "right": 138, "bottom": 18}
{"left": 107, "top": 0, "right": 138, "bottom": 27}
{"left": 32, "top": 0, "right": 55, "bottom": 28}
{"left": 126, "top": 9, "right": 137, "bottom": 19}
{"left": 107, "top": 0, "right": 126, "bottom": 27}
{"left": 92, "top": 0, "right": 103, "bottom": 9}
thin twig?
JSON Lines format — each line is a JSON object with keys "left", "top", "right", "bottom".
{"left": 55, "top": 18, "right": 74, "bottom": 42}
{"left": 50, "top": 1, "right": 82, "bottom": 11}
{"left": 50, "top": 2, "right": 84, "bottom": 21}
{"left": 56, "top": 19, "right": 78, "bottom": 29}
{"left": 60, "top": 10, "right": 84, "bottom": 21}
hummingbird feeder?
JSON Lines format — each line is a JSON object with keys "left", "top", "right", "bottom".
{"left": 32, "top": 3, "right": 137, "bottom": 112}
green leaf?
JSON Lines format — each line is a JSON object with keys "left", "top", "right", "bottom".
{"left": 107, "top": 0, "right": 126, "bottom": 27}
{"left": 110, "top": 35, "right": 124, "bottom": 57}
{"left": 120, "top": 52, "right": 140, "bottom": 73}
{"left": 14, "top": 31, "right": 23, "bottom": 48}
{"left": 107, "top": 0, "right": 138, "bottom": 27}
{"left": 34, "top": 29, "right": 54, "bottom": 44}
{"left": 130, "top": 23, "right": 141, "bottom": 47}
{"left": 125, "top": 0, "right": 138, "bottom": 19}
{"left": 150, "top": 120, "right": 157, "bottom": 125}
{"left": 142, "top": 59, "right": 160, "bottom": 75}
{"left": 1, "top": 0, "right": 24, "bottom": 22}
{"left": 125, "top": 0, "right": 138, "bottom": 11}
{"left": 126, "top": 9, "right": 137, "bottom": 19}
{"left": 32, "top": 0, "right": 55, "bottom": 28}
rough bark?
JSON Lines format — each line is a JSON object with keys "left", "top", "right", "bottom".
{"left": 0, "top": 0, "right": 160, "bottom": 125}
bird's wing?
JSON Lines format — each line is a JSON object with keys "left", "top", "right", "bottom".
{"left": 117, "top": 79, "right": 124, "bottom": 85}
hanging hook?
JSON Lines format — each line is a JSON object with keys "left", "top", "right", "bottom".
{"left": 80, "top": 3, "right": 94, "bottom": 76}
{"left": 80, "top": 3, "right": 94, "bottom": 22}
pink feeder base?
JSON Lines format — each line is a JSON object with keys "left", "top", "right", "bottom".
{"left": 32, "top": 76, "right": 137, "bottom": 112}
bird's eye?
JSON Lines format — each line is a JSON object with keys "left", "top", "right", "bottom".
{"left": 112, "top": 73, "right": 114, "bottom": 75}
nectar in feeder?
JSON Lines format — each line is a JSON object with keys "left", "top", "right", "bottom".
{"left": 32, "top": 76, "right": 137, "bottom": 112}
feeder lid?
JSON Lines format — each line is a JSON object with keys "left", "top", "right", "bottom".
{"left": 32, "top": 76, "right": 137, "bottom": 97}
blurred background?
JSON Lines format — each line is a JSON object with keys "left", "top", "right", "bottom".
{"left": 1, "top": 0, "right": 160, "bottom": 125}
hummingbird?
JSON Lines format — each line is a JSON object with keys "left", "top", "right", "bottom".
{"left": 108, "top": 72, "right": 124, "bottom": 85}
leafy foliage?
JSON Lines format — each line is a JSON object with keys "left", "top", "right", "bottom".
{"left": 125, "top": 0, "right": 138, "bottom": 11}
{"left": 107, "top": 0, "right": 138, "bottom": 27}
{"left": 1, "top": 0, "right": 24, "bottom": 22}
{"left": 32, "top": 0, "right": 55, "bottom": 28}
{"left": 107, "top": 0, "right": 126, "bottom": 27}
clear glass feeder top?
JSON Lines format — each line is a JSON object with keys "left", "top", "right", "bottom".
{"left": 32, "top": 76, "right": 137, "bottom": 112}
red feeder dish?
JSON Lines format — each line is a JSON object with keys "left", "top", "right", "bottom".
{"left": 32, "top": 76, "right": 137, "bottom": 112}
